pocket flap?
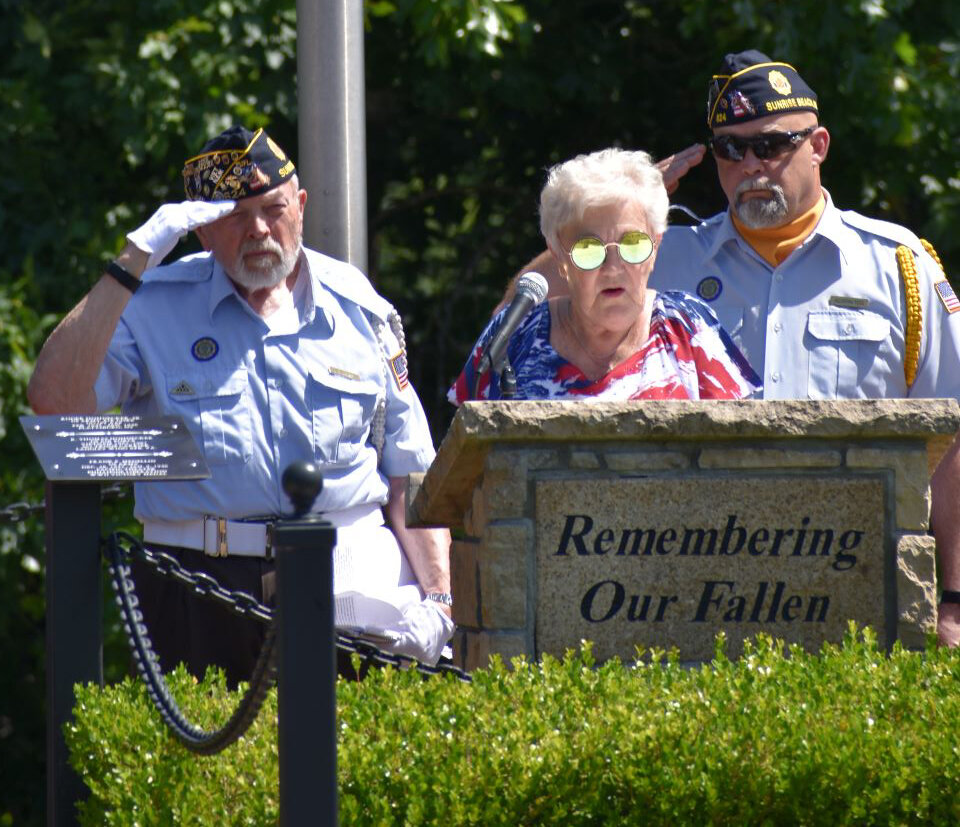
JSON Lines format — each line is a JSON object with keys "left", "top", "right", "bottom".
{"left": 166, "top": 368, "right": 248, "bottom": 400}
{"left": 807, "top": 310, "right": 889, "bottom": 343}
{"left": 309, "top": 369, "right": 380, "bottom": 398}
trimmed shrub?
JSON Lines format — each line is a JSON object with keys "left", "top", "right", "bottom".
{"left": 68, "top": 626, "right": 960, "bottom": 825}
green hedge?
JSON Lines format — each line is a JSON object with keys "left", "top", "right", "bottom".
{"left": 68, "top": 626, "right": 960, "bottom": 826}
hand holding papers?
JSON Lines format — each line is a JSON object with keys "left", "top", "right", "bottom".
{"left": 332, "top": 526, "right": 454, "bottom": 663}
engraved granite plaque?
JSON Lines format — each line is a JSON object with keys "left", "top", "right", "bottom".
{"left": 21, "top": 414, "right": 210, "bottom": 482}
{"left": 536, "top": 475, "right": 888, "bottom": 661}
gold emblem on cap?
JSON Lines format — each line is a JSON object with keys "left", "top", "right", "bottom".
{"left": 768, "top": 70, "right": 792, "bottom": 96}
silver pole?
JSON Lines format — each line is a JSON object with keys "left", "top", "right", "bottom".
{"left": 296, "top": 0, "right": 368, "bottom": 273}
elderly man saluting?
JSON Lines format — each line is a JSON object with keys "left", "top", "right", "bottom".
{"left": 28, "top": 125, "right": 454, "bottom": 682}
{"left": 505, "top": 50, "right": 960, "bottom": 647}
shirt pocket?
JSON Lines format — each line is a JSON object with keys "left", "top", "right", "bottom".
{"left": 805, "top": 310, "right": 890, "bottom": 399}
{"left": 306, "top": 370, "right": 381, "bottom": 466}
{"left": 165, "top": 368, "right": 253, "bottom": 466}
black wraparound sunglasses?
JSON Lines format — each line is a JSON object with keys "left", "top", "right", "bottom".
{"left": 708, "top": 126, "right": 815, "bottom": 162}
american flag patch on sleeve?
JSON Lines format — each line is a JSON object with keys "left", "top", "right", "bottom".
{"left": 389, "top": 351, "right": 409, "bottom": 390}
{"left": 935, "top": 281, "right": 960, "bottom": 314}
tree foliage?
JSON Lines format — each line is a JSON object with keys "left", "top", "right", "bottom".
{"left": 0, "top": 0, "right": 957, "bottom": 822}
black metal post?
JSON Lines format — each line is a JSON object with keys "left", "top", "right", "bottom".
{"left": 274, "top": 518, "right": 338, "bottom": 826}
{"left": 45, "top": 481, "right": 103, "bottom": 827}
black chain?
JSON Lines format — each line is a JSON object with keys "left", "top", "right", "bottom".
{"left": 126, "top": 533, "right": 471, "bottom": 681}
{"left": 0, "top": 500, "right": 44, "bottom": 525}
{"left": 108, "top": 532, "right": 471, "bottom": 704}
{"left": 0, "top": 483, "right": 130, "bottom": 526}
{"left": 105, "top": 532, "right": 278, "bottom": 755}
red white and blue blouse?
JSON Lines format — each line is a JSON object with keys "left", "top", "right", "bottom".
{"left": 449, "top": 290, "right": 761, "bottom": 404}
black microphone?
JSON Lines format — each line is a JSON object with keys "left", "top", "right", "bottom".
{"left": 478, "top": 271, "right": 549, "bottom": 377}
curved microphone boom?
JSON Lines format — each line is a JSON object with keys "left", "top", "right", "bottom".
{"left": 475, "top": 272, "right": 549, "bottom": 393}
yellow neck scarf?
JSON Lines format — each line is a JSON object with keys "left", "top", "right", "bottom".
{"left": 732, "top": 193, "right": 826, "bottom": 267}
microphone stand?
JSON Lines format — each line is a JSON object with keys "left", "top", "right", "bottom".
{"left": 499, "top": 356, "right": 517, "bottom": 399}
{"left": 470, "top": 350, "right": 517, "bottom": 400}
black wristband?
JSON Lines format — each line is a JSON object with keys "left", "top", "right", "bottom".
{"left": 941, "top": 590, "right": 960, "bottom": 605}
{"left": 105, "top": 261, "right": 141, "bottom": 293}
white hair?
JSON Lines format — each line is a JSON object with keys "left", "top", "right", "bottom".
{"left": 539, "top": 148, "right": 668, "bottom": 250}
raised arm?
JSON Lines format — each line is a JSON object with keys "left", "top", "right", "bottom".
{"left": 28, "top": 243, "right": 148, "bottom": 414}
{"left": 27, "top": 200, "right": 235, "bottom": 414}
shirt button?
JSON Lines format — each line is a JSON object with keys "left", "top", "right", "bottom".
{"left": 278, "top": 427, "right": 287, "bottom": 439}
{"left": 845, "top": 323, "right": 855, "bottom": 334}
{"left": 773, "top": 322, "right": 783, "bottom": 333}
{"left": 775, "top": 273, "right": 784, "bottom": 283}
{"left": 771, "top": 372, "right": 781, "bottom": 383}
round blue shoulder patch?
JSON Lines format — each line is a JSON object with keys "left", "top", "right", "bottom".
{"left": 696, "top": 276, "right": 723, "bottom": 302}
{"left": 191, "top": 337, "right": 219, "bottom": 361}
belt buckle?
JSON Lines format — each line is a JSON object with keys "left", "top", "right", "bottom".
{"left": 264, "top": 522, "right": 275, "bottom": 560}
{"left": 217, "top": 516, "right": 229, "bottom": 557}
{"left": 203, "top": 515, "right": 229, "bottom": 557}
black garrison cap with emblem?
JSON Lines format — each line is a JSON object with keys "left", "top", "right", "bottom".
{"left": 182, "top": 126, "right": 297, "bottom": 201}
{"left": 707, "top": 49, "right": 818, "bottom": 129}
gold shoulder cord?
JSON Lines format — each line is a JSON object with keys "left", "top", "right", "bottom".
{"left": 896, "top": 239, "right": 947, "bottom": 388}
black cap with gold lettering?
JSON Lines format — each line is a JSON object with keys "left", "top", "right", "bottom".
{"left": 182, "top": 126, "right": 296, "bottom": 201}
{"left": 707, "top": 49, "right": 818, "bottom": 129}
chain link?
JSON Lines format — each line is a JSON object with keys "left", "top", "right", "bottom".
{"left": 3, "top": 487, "right": 473, "bottom": 684}
{"left": 0, "top": 483, "right": 130, "bottom": 527}
{"left": 105, "top": 531, "right": 278, "bottom": 754}
{"left": 0, "top": 500, "right": 45, "bottom": 525}
{"left": 111, "top": 532, "right": 471, "bottom": 699}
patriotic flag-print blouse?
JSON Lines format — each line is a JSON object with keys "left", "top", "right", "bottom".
{"left": 449, "top": 290, "right": 761, "bottom": 404}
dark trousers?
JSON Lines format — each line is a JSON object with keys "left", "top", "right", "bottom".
{"left": 133, "top": 546, "right": 372, "bottom": 687}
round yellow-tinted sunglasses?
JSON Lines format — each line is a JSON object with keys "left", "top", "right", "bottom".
{"left": 565, "top": 230, "right": 655, "bottom": 271}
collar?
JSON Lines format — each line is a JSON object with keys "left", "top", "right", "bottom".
{"left": 208, "top": 258, "right": 239, "bottom": 320}
{"left": 706, "top": 189, "right": 836, "bottom": 265}
{"left": 207, "top": 252, "right": 328, "bottom": 330}
{"left": 731, "top": 192, "right": 826, "bottom": 266}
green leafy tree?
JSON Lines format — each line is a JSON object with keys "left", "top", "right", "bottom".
{"left": 0, "top": 0, "right": 957, "bottom": 822}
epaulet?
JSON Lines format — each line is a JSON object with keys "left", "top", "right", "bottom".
{"left": 303, "top": 247, "right": 392, "bottom": 321}
{"left": 140, "top": 251, "right": 214, "bottom": 284}
{"left": 839, "top": 210, "right": 925, "bottom": 254}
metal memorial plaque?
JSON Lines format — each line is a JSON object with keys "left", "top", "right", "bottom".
{"left": 21, "top": 414, "right": 210, "bottom": 482}
{"left": 535, "top": 475, "right": 888, "bottom": 662}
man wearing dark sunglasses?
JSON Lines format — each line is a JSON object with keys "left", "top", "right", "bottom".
{"left": 498, "top": 49, "right": 960, "bottom": 648}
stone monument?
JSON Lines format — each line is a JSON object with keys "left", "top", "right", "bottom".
{"left": 409, "top": 399, "right": 959, "bottom": 669}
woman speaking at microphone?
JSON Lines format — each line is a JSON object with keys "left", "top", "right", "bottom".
{"left": 449, "top": 148, "right": 759, "bottom": 403}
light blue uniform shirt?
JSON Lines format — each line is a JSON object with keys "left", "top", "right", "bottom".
{"left": 650, "top": 193, "right": 960, "bottom": 401}
{"left": 95, "top": 248, "right": 436, "bottom": 522}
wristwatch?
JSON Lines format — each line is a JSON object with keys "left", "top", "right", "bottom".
{"left": 425, "top": 592, "right": 454, "bottom": 607}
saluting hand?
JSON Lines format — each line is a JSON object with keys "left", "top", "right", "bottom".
{"left": 127, "top": 200, "right": 237, "bottom": 270}
{"left": 657, "top": 143, "right": 707, "bottom": 195}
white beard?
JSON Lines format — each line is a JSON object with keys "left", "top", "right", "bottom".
{"left": 734, "top": 178, "right": 789, "bottom": 229}
{"left": 228, "top": 232, "right": 303, "bottom": 291}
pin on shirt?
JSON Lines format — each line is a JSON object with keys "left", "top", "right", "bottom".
{"left": 935, "top": 281, "right": 960, "bottom": 314}
{"left": 696, "top": 276, "right": 723, "bottom": 302}
{"left": 828, "top": 296, "right": 869, "bottom": 310}
{"left": 191, "top": 337, "right": 219, "bottom": 361}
